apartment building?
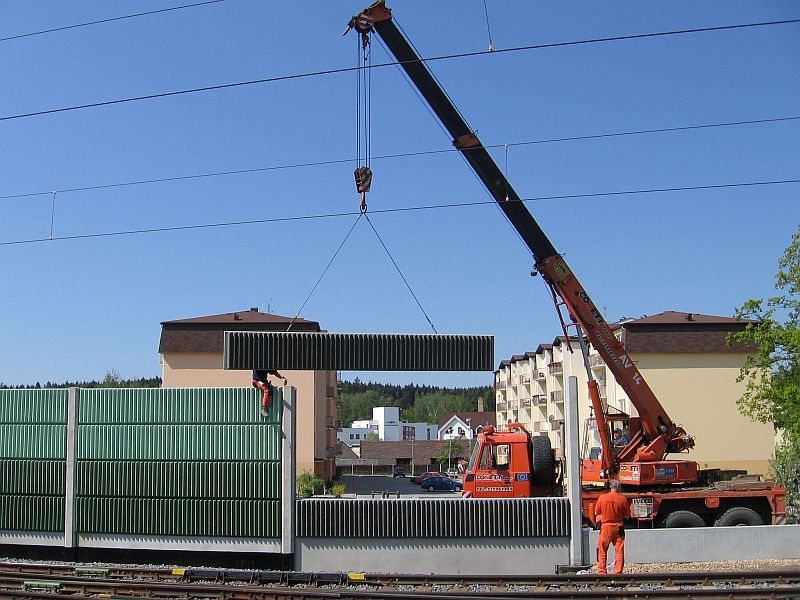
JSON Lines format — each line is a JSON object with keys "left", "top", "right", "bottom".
{"left": 158, "top": 307, "right": 340, "bottom": 480}
{"left": 495, "top": 311, "right": 775, "bottom": 474}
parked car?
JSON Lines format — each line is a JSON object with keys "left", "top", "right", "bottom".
{"left": 411, "top": 471, "right": 443, "bottom": 485}
{"left": 422, "top": 475, "right": 463, "bottom": 493}
{"left": 445, "top": 469, "right": 460, "bottom": 478}
{"left": 392, "top": 466, "right": 406, "bottom": 478}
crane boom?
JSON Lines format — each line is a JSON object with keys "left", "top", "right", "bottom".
{"left": 347, "top": 1, "right": 694, "bottom": 469}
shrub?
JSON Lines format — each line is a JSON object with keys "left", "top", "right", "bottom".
{"left": 331, "top": 483, "right": 346, "bottom": 498}
{"left": 296, "top": 471, "right": 324, "bottom": 498}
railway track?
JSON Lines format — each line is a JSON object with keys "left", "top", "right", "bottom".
{"left": 1, "top": 561, "right": 799, "bottom": 598}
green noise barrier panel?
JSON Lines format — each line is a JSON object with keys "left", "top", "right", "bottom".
{"left": 76, "top": 387, "right": 283, "bottom": 538}
{"left": 0, "top": 389, "right": 67, "bottom": 531}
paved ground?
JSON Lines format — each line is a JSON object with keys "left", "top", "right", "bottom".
{"left": 338, "top": 474, "right": 463, "bottom": 499}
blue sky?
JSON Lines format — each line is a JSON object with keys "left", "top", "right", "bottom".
{"left": 0, "top": 1, "right": 797, "bottom": 387}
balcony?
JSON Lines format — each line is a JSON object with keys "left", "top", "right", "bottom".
{"left": 548, "top": 362, "right": 563, "bottom": 375}
{"left": 496, "top": 402, "right": 507, "bottom": 412}
{"left": 589, "top": 353, "right": 605, "bottom": 368}
{"left": 534, "top": 395, "right": 548, "bottom": 406}
{"left": 520, "top": 397, "right": 531, "bottom": 407}
{"left": 536, "top": 370, "right": 546, "bottom": 380}
{"left": 496, "top": 380, "right": 507, "bottom": 390}
{"left": 550, "top": 389, "right": 564, "bottom": 403}
{"left": 509, "top": 400, "right": 519, "bottom": 410}
{"left": 519, "top": 375, "right": 531, "bottom": 385}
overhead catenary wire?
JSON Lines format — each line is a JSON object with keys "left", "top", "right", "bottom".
{"left": 1, "top": 18, "right": 798, "bottom": 123}
{"left": 1, "top": 114, "right": 796, "bottom": 202}
{"left": 0, "top": 0, "right": 225, "bottom": 43}
{"left": 363, "top": 213, "right": 438, "bottom": 334}
{"left": 0, "top": 176, "right": 797, "bottom": 248}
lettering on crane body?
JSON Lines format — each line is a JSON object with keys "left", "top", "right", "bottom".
{"left": 476, "top": 487, "right": 513, "bottom": 493}
{"left": 476, "top": 474, "right": 512, "bottom": 481}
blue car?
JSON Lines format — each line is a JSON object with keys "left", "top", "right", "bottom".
{"left": 422, "top": 475, "right": 463, "bottom": 493}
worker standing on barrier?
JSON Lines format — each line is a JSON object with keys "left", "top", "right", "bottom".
{"left": 252, "top": 369, "right": 287, "bottom": 417}
{"left": 594, "top": 479, "right": 631, "bottom": 575}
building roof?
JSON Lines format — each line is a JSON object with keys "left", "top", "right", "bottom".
{"left": 359, "top": 440, "right": 469, "bottom": 462}
{"left": 619, "top": 311, "right": 755, "bottom": 326}
{"left": 438, "top": 411, "right": 497, "bottom": 429}
{"left": 159, "top": 307, "right": 320, "bottom": 353}
{"left": 616, "top": 311, "right": 757, "bottom": 353}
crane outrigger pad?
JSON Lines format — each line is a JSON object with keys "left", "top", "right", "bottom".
{"left": 224, "top": 331, "right": 494, "bottom": 371}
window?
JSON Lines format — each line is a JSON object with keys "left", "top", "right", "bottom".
{"left": 349, "top": 434, "right": 355, "bottom": 440}
{"left": 458, "top": 427, "right": 465, "bottom": 436}
{"left": 494, "top": 444, "right": 511, "bottom": 470}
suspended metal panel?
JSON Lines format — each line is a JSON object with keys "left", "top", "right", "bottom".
{"left": 296, "top": 497, "right": 570, "bottom": 538}
{"left": 224, "top": 332, "right": 494, "bottom": 371}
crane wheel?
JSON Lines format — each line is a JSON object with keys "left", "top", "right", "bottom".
{"left": 531, "top": 435, "right": 554, "bottom": 484}
{"left": 714, "top": 506, "right": 763, "bottom": 527}
{"left": 662, "top": 510, "right": 705, "bottom": 528}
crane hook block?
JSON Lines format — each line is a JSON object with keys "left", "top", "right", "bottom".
{"left": 354, "top": 166, "right": 373, "bottom": 194}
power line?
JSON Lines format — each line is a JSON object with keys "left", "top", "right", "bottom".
{"left": 0, "top": 0, "right": 225, "bottom": 43}
{"left": 1, "top": 18, "right": 798, "bottom": 123}
{"left": 1, "top": 176, "right": 796, "bottom": 247}
{"left": 2, "top": 114, "right": 797, "bottom": 201}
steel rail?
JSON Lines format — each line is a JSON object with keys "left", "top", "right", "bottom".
{"left": 1, "top": 563, "right": 800, "bottom": 598}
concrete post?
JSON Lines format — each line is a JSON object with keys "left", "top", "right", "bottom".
{"left": 565, "top": 376, "right": 583, "bottom": 566}
{"left": 64, "top": 387, "right": 79, "bottom": 548}
{"left": 281, "top": 386, "right": 296, "bottom": 555}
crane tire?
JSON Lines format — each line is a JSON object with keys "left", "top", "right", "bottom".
{"left": 714, "top": 507, "right": 763, "bottom": 527}
{"left": 531, "top": 435, "right": 554, "bottom": 484}
{"left": 663, "top": 510, "right": 705, "bottom": 528}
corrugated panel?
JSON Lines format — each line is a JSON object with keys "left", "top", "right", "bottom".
{"left": 296, "top": 498, "right": 570, "bottom": 538}
{"left": 0, "top": 495, "right": 64, "bottom": 531}
{"left": 0, "top": 389, "right": 67, "bottom": 424}
{"left": 224, "top": 332, "right": 494, "bottom": 371}
{"left": 76, "top": 498, "right": 281, "bottom": 537}
{"left": 75, "top": 387, "right": 284, "bottom": 538}
{"left": 0, "top": 460, "right": 65, "bottom": 495}
{"left": 0, "top": 425, "right": 66, "bottom": 459}
{"left": 76, "top": 461, "right": 281, "bottom": 499}
{"left": 79, "top": 387, "right": 274, "bottom": 424}
{"left": 78, "top": 424, "right": 281, "bottom": 461}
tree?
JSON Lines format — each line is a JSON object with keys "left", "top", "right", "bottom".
{"left": 437, "top": 439, "right": 465, "bottom": 470}
{"left": 101, "top": 369, "right": 123, "bottom": 388}
{"left": 729, "top": 225, "right": 800, "bottom": 521}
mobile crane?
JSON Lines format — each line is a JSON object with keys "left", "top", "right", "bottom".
{"left": 346, "top": 2, "right": 786, "bottom": 527}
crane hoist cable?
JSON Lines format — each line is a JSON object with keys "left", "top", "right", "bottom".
{"left": 353, "top": 25, "right": 373, "bottom": 212}
{"left": 363, "top": 213, "right": 438, "bottom": 334}
{"left": 286, "top": 212, "right": 364, "bottom": 332}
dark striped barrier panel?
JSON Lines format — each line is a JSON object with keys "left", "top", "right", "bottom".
{"left": 224, "top": 332, "right": 494, "bottom": 371}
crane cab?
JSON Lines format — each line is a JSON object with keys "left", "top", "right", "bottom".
{"left": 462, "top": 424, "right": 555, "bottom": 498}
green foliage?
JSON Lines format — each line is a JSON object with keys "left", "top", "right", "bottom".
{"left": 728, "top": 226, "right": 800, "bottom": 437}
{"left": 336, "top": 389, "right": 393, "bottom": 427}
{"left": 771, "top": 432, "right": 800, "bottom": 523}
{"left": 338, "top": 379, "right": 493, "bottom": 426}
{"left": 296, "top": 471, "right": 324, "bottom": 498}
{"left": 437, "top": 439, "right": 465, "bottom": 468}
{"left": 331, "top": 483, "right": 347, "bottom": 498}
{"left": 1, "top": 373, "right": 162, "bottom": 390}
{"left": 364, "top": 432, "right": 379, "bottom": 442}
{"left": 403, "top": 391, "right": 473, "bottom": 424}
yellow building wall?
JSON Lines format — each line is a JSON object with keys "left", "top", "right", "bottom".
{"left": 161, "top": 351, "right": 335, "bottom": 479}
{"left": 629, "top": 352, "right": 775, "bottom": 474}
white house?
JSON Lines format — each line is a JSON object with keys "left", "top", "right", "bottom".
{"left": 437, "top": 406, "right": 497, "bottom": 441}
{"left": 337, "top": 406, "right": 437, "bottom": 446}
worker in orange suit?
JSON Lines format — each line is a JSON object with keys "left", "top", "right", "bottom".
{"left": 252, "top": 369, "right": 287, "bottom": 417}
{"left": 594, "top": 479, "right": 631, "bottom": 575}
